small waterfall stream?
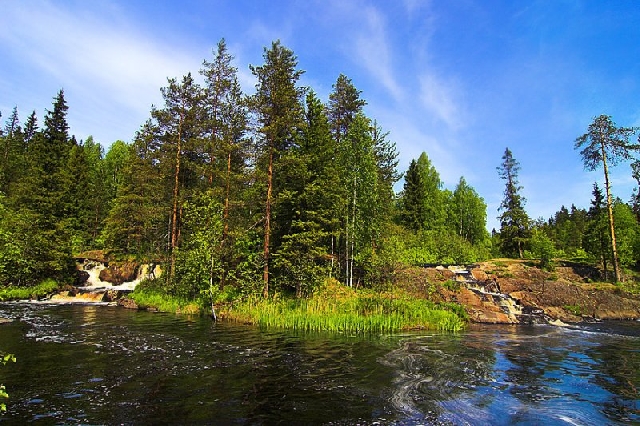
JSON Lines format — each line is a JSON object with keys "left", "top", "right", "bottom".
{"left": 447, "top": 265, "right": 548, "bottom": 324}
{"left": 47, "top": 260, "right": 162, "bottom": 305}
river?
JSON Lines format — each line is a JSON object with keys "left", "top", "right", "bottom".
{"left": 0, "top": 302, "right": 637, "bottom": 425}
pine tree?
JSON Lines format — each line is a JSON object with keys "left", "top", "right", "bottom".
{"left": 250, "top": 40, "right": 305, "bottom": 297}
{"left": 200, "top": 38, "right": 249, "bottom": 290}
{"left": 151, "top": 73, "right": 204, "bottom": 279}
{"left": 497, "top": 147, "right": 529, "bottom": 258}
{"left": 328, "top": 74, "right": 366, "bottom": 146}
{"left": 575, "top": 114, "right": 637, "bottom": 282}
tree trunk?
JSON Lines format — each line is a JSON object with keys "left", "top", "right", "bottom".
{"left": 601, "top": 145, "right": 621, "bottom": 282}
{"left": 170, "top": 118, "right": 183, "bottom": 280}
{"left": 219, "top": 150, "right": 232, "bottom": 291}
{"left": 349, "top": 176, "right": 356, "bottom": 288}
{"left": 263, "top": 147, "right": 273, "bottom": 298}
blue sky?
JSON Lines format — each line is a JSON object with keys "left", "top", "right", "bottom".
{"left": 2, "top": 1, "right": 640, "bottom": 231}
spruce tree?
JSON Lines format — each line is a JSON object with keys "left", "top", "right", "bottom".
{"left": 0, "top": 107, "right": 24, "bottom": 194}
{"left": 448, "top": 176, "right": 488, "bottom": 245}
{"left": 497, "top": 147, "right": 529, "bottom": 258}
{"left": 272, "top": 91, "right": 341, "bottom": 295}
{"left": 400, "top": 152, "right": 446, "bottom": 231}
{"left": 102, "top": 122, "right": 165, "bottom": 256}
{"left": 584, "top": 183, "right": 611, "bottom": 279}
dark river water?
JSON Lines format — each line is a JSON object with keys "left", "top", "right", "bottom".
{"left": 0, "top": 302, "right": 637, "bottom": 425}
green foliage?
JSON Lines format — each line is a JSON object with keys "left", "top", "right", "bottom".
{"left": 129, "top": 280, "right": 202, "bottom": 314}
{"left": 563, "top": 304, "right": 583, "bottom": 316}
{"left": 172, "top": 191, "right": 224, "bottom": 299}
{"left": 611, "top": 201, "right": 639, "bottom": 268}
{"left": 0, "top": 279, "right": 59, "bottom": 301}
{"left": 442, "top": 279, "right": 460, "bottom": 291}
{"left": 447, "top": 176, "right": 489, "bottom": 245}
{"left": 530, "top": 229, "right": 556, "bottom": 271}
{"left": 0, "top": 353, "right": 16, "bottom": 413}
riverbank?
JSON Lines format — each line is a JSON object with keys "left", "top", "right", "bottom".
{"left": 395, "top": 259, "right": 640, "bottom": 324}
{"left": 5, "top": 258, "right": 640, "bottom": 329}
{"left": 125, "top": 279, "right": 467, "bottom": 333}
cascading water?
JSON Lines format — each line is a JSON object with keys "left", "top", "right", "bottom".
{"left": 78, "top": 261, "right": 160, "bottom": 291}
{"left": 448, "top": 265, "right": 548, "bottom": 324}
{"left": 46, "top": 260, "right": 162, "bottom": 304}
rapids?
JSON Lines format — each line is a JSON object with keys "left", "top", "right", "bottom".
{"left": 0, "top": 302, "right": 637, "bottom": 424}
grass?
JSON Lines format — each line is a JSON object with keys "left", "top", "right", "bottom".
{"left": 128, "top": 288, "right": 201, "bottom": 315}
{"left": 0, "top": 279, "right": 60, "bottom": 301}
{"left": 223, "top": 280, "right": 467, "bottom": 333}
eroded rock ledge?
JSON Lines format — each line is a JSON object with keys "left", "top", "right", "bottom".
{"left": 395, "top": 259, "right": 640, "bottom": 324}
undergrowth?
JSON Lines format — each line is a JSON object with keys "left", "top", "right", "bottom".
{"left": 0, "top": 279, "right": 60, "bottom": 301}
{"left": 224, "top": 279, "right": 467, "bottom": 333}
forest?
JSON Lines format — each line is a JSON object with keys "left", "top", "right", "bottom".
{"left": 1, "top": 39, "right": 640, "bottom": 310}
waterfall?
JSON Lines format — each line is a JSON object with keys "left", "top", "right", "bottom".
{"left": 78, "top": 260, "right": 161, "bottom": 291}
{"left": 448, "top": 265, "right": 548, "bottom": 324}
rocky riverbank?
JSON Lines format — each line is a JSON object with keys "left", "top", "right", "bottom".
{"left": 396, "top": 259, "right": 640, "bottom": 324}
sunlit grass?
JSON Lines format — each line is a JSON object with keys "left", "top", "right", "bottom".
{"left": 224, "top": 280, "right": 467, "bottom": 333}
{"left": 129, "top": 288, "right": 201, "bottom": 315}
{"left": 0, "top": 279, "right": 60, "bottom": 301}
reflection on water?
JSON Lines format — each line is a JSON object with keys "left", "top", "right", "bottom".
{"left": 0, "top": 303, "right": 637, "bottom": 425}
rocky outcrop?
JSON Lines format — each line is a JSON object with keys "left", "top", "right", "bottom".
{"left": 98, "top": 262, "right": 139, "bottom": 285}
{"left": 395, "top": 260, "right": 640, "bottom": 324}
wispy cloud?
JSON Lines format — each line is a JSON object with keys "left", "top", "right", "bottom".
{"left": 0, "top": 1, "right": 201, "bottom": 143}
{"left": 352, "top": 6, "right": 404, "bottom": 102}
{"left": 418, "top": 73, "right": 465, "bottom": 129}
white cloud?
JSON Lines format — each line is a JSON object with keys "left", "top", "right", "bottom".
{"left": 353, "top": 6, "right": 404, "bottom": 102}
{"left": 418, "top": 73, "right": 464, "bottom": 129}
{"left": 0, "top": 1, "right": 202, "bottom": 144}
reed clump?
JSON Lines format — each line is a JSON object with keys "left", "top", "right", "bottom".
{"left": 226, "top": 280, "right": 466, "bottom": 333}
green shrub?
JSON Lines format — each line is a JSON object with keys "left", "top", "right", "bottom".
{"left": 564, "top": 304, "right": 583, "bottom": 316}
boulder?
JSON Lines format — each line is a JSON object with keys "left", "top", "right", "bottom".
{"left": 76, "top": 270, "right": 90, "bottom": 286}
{"left": 118, "top": 297, "right": 139, "bottom": 310}
{"left": 99, "top": 262, "right": 138, "bottom": 285}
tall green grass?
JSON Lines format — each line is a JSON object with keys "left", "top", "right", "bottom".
{"left": 128, "top": 288, "right": 201, "bottom": 315}
{"left": 0, "top": 279, "right": 60, "bottom": 301}
{"left": 226, "top": 281, "right": 466, "bottom": 333}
